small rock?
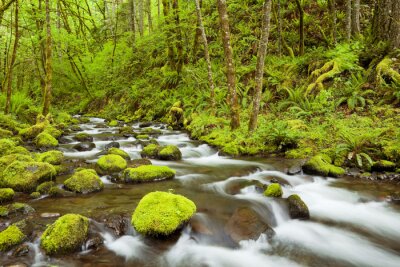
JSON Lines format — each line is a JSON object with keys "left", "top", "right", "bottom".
{"left": 86, "top": 234, "right": 104, "bottom": 250}
{"left": 139, "top": 122, "right": 152, "bottom": 128}
{"left": 287, "top": 165, "right": 302, "bottom": 175}
{"left": 40, "top": 213, "right": 60, "bottom": 218}
{"left": 73, "top": 142, "right": 96, "bottom": 152}
{"left": 12, "top": 244, "right": 30, "bottom": 257}
{"left": 287, "top": 194, "right": 310, "bottom": 220}
{"left": 105, "top": 142, "right": 120, "bottom": 150}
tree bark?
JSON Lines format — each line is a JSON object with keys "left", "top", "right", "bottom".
{"left": 42, "top": 0, "right": 52, "bottom": 116}
{"left": 328, "top": 0, "right": 337, "bottom": 44}
{"left": 277, "top": 0, "right": 282, "bottom": 56}
{"left": 346, "top": 0, "right": 352, "bottom": 40}
{"left": 172, "top": 0, "right": 183, "bottom": 73}
{"left": 130, "top": 0, "right": 136, "bottom": 43}
{"left": 147, "top": 0, "right": 153, "bottom": 33}
{"left": 138, "top": 0, "right": 144, "bottom": 36}
{"left": 249, "top": 0, "right": 272, "bottom": 131}
{"left": 4, "top": 0, "right": 19, "bottom": 114}
{"left": 162, "top": 0, "right": 176, "bottom": 69}
{"left": 194, "top": 0, "right": 215, "bottom": 111}
{"left": 372, "top": 0, "right": 400, "bottom": 51}
{"left": 217, "top": 0, "right": 240, "bottom": 129}
{"left": 295, "top": 0, "right": 304, "bottom": 56}
{"left": 352, "top": 0, "right": 360, "bottom": 36}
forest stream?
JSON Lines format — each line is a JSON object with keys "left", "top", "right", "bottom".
{"left": 2, "top": 117, "right": 400, "bottom": 267}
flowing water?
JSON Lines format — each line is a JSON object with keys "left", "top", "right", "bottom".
{"left": 2, "top": 118, "right": 400, "bottom": 267}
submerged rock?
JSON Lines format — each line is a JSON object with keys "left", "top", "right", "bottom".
{"left": 73, "top": 142, "right": 96, "bottom": 152}
{"left": 287, "top": 194, "right": 310, "bottom": 220}
{"left": 64, "top": 169, "right": 104, "bottom": 193}
{"left": 0, "top": 225, "right": 25, "bottom": 252}
{"left": 128, "top": 158, "right": 152, "bottom": 168}
{"left": 121, "top": 165, "right": 175, "bottom": 183}
{"left": 224, "top": 207, "right": 274, "bottom": 243}
{"left": 40, "top": 214, "right": 89, "bottom": 255}
{"left": 36, "top": 181, "right": 55, "bottom": 194}
{"left": 263, "top": 183, "right": 283, "bottom": 197}
{"left": 96, "top": 154, "right": 127, "bottom": 175}
{"left": 132, "top": 191, "right": 196, "bottom": 236}
{"left": 303, "top": 154, "right": 345, "bottom": 177}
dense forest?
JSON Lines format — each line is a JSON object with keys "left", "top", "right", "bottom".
{"left": 0, "top": 0, "right": 399, "bottom": 266}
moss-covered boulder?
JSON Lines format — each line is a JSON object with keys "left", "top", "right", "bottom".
{"left": 158, "top": 145, "right": 182, "bottom": 161}
{"left": 0, "top": 161, "right": 56, "bottom": 192}
{"left": 122, "top": 165, "right": 175, "bottom": 183}
{"left": 136, "top": 134, "right": 149, "bottom": 140}
{"left": 0, "top": 138, "right": 16, "bottom": 157}
{"left": 35, "top": 132, "right": 58, "bottom": 148}
{"left": 74, "top": 133, "right": 93, "bottom": 142}
{"left": 64, "top": 169, "right": 104, "bottom": 194}
{"left": 44, "top": 126, "right": 62, "bottom": 139}
{"left": 128, "top": 158, "right": 152, "bottom": 168}
{"left": 108, "top": 120, "right": 119, "bottom": 127}
{"left": 36, "top": 181, "right": 55, "bottom": 194}
{"left": 0, "top": 188, "right": 15, "bottom": 203}
{"left": 118, "top": 126, "right": 136, "bottom": 136}
{"left": 36, "top": 150, "right": 64, "bottom": 165}
{"left": 0, "top": 128, "right": 13, "bottom": 138}
{"left": 303, "top": 154, "right": 345, "bottom": 177}
{"left": 19, "top": 123, "right": 47, "bottom": 140}
{"left": 287, "top": 194, "right": 310, "bottom": 220}
{"left": 0, "top": 154, "right": 34, "bottom": 171}
{"left": 371, "top": 160, "right": 397, "bottom": 172}
{"left": 30, "top": 192, "right": 41, "bottom": 199}
{"left": 263, "top": 183, "right": 283, "bottom": 197}
{"left": 132, "top": 191, "right": 196, "bottom": 236}
{"left": 107, "top": 147, "right": 130, "bottom": 160}
{"left": 0, "top": 225, "right": 25, "bottom": 252}
{"left": 96, "top": 154, "right": 127, "bottom": 174}
{"left": 168, "top": 102, "right": 184, "bottom": 129}
{"left": 141, "top": 144, "right": 160, "bottom": 159}
{"left": 40, "top": 214, "right": 89, "bottom": 255}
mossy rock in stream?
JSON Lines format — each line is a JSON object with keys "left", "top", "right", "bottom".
{"left": 0, "top": 225, "right": 25, "bottom": 252}
{"left": 0, "top": 161, "right": 56, "bottom": 192}
{"left": 141, "top": 144, "right": 160, "bottom": 159}
{"left": 121, "top": 165, "right": 175, "bottom": 183}
{"left": 36, "top": 150, "right": 64, "bottom": 165}
{"left": 132, "top": 191, "right": 196, "bottom": 236}
{"left": 40, "top": 214, "right": 89, "bottom": 255}
{"left": 158, "top": 145, "right": 182, "bottom": 161}
{"left": 0, "top": 154, "right": 34, "bottom": 171}
{"left": 64, "top": 169, "right": 104, "bottom": 194}
{"left": 35, "top": 132, "right": 58, "bottom": 148}
{"left": 43, "top": 126, "right": 63, "bottom": 139}
{"left": 74, "top": 133, "right": 93, "bottom": 142}
{"left": 303, "top": 154, "right": 345, "bottom": 177}
{"left": 19, "top": 122, "right": 47, "bottom": 140}
{"left": 96, "top": 154, "right": 127, "bottom": 175}
{"left": 36, "top": 181, "right": 55, "bottom": 194}
{"left": 136, "top": 134, "right": 149, "bottom": 140}
{"left": 0, "top": 188, "right": 15, "bottom": 203}
{"left": 287, "top": 194, "right": 310, "bottom": 220}
{"left": 263, "top": 183, "right": 283, "bottom": 198}
{"left": 0, "top": 138, "right": 16, "bottom": 157}
{"left": 108, "top": 120, "right": 119, "bottom": 127}
{"left": 371, "top": 160, "right": 397, "bottom": 172}
{"left": 107, "top": 147, "right": 130, "bottom": 160}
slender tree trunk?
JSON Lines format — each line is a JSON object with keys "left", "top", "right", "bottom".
{"left": 147, "top": 0, "right": 153, "bottom": 33}
{"left": 217, "top": 0, "right": 240, "bottom": 130}
{"left": 194, "top": 0, "right": 215, "bottom": 111}
{"left": 346, "top": 0, "right": 352, "bottom": 40}
{"left": 162, "top": 0, "right": 175, "bottom": 69}
{"left": 42, "top": 0, "right": 52, "bottom": 116}
{"left": 5, "top": 0, "right": 19, "bottom": 114}
{"left": 249, "top": 0, "right": 272, "bottom": 131}
{"left": 328, "top": 0, "right": 337, "bottom": 44}
{"left": 172, "top": 0, "right": 183, "bottom": 73}
{"left": 130, "top": 0, "right": 136, "bottom": 43}
{"left": 352, "top": 0, "right": 360, "bottom": 36}
{"left": 138, "top": 0, "right": 144, "bottom": 36}
{"left": 158, "top": 0, "right": 161, "bottom": 21}
{"left": 277, "top": 0, "right": 282, "bottom": 56}
{"left": 295, "top": 0, "right": 304, "bottom": 56}
{"left": 372, "top": 0, "right": 400, "bottom": 51}
{"left": 192, "top": 0, "right": 203, "bottom": 62}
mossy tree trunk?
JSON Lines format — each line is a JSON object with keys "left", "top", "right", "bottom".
{"left": 351, "top": 0, "right": 360, "bottom": 36}
{"left": 295, "top": 0, "right": 304, "bottom": 56}
{"left": 249, "top": 0, "right": 272, "bottom": 131}
{"left": 172, "top": 0, "right": 183, "bottom": 74}
{"left": 217, "top": 0, "right": 240, "bottom": 130}
{"left": 372, "top": 0, "right": 400, "bottom": 51}
{"left": 194, "top": 0, "right": 215, "bottom": 112}
{"left": 346, "top": 0, "right": 352, "bottom": 40}
{"left": 4, "top": 0, "right": 19, "bottom": 115}
{"left": 162, "top": 0, "right": 176, "bottom": 70}
{"left": 42, "top": 0, "right": 52, "bottom": 116}
{"left": 328, "top": 0, "right": 337, "bottom": 44}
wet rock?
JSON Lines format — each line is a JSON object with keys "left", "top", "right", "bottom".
{"left": 224, "top": 207, "right": 274, "bottom": 243}
{"left": 64, "top": 169, "right": 104, "bottom": 194}
{"left": 371, "top": 160, "right": 397, "bottom": 172}
{"left": 139, "top": 122, "right": 152, "bottom": 128}
{"left": 105, "top": 141, "right": 120, "bottom": 150}
{"left": 70, "top": 125, "right": 82, "bottom": 132}
{"left": 48, "top": 187, "right": 76, "bottom": 198}
{"left": 41, "top": 213, "right": 61, "bottom": 218}
{"left": 73, "top": 142, "right": 96, "bottom": 152}
{"left": 189, "top": 217, "right": 213, "bottom": 235}
{"left": 94, "top": 123, "right": 107, "bottom": 129}
{"left": 157, "top": 145, "right": 182, "bottom": 161}
{"left": 287, "top": 194, "right": 310, "bottom": 220}
{"left": 58, "top": 136, "right": 72, "bottom": 144}
{"left": 86, "top": 234, "right": 104, "bottom": 250}
{"left": 121, "top": 165, "right": 175, "bottom": 183}
{"left": 74, "top": 133, "right": 93, "bottom": 142}
{"left": 107, "top": 147, "right": 130, "bottom": 160}
{"left": 128, "top": 158, "right": 152, "bottom": 168}
{"left": 96, "top": 154, "right": 127, "bottom": 175}
{"left": 287, "top": 165, "right": 302, "bottom": 175}
{"left": 103, "top": 214, "right": 127, "bottom": 236}
{"left": 12, "top": 244, "right": 30, "bottom": 257}
{"left": 225, "top": 179, "right": 266, "bottom": 195}
{"left": 303, "top": 154, "right": 345, "bottom": 177}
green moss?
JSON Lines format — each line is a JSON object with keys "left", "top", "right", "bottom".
{"left": 122, "top": 165, "right": 175, "bottom": 183}
{"left": 35, "top": 132, "right": 59, "bottom": 148}
{"left": 19, "top": 121, "right": 48, "bottom": 140}
{"left": 221, "top": 143, "right": 240, "bottom": 156}
{"left": 119, "top": 126, "right": 136, "bottom": 135}
{"left": 0, "top": 154, "right": 34, "bottom": 170}
{"left": 136, "top": 134, "right": 149, "bottom": 139}
{"left": 44, "top": 126, "right": 62, "bottom": 139}
{"left": 372, "top": 160, "right": 397, "bottom": 172}
{"left": 132, "top": 191, "right": 196, "bottom": 236}
{"left": 108, "top": 120, "right": 119, "bottom": 127}
{"left": 9, "top": 202, "right": 35, "bottom": 214}
{"left": 0, "top": 161, "right": 56, "bottom": 192}
{"left": 11, "top": 146, "right": 30, "bottom": 155}
{"left": 157, "top": 145, "right": 182, "bottom": 160}
{"left": 141, "top": 144, "right": 160, "bottom": 158}
{"left": 37, "top": 181, "right": 55, "bottom": 194}
{"left": 107, "top": 147, "right": 130, "bottom": 160}
{"left": 0, "top": 225, "right": 25, "bottom": 252}
{"left": 96, "top": 154, "right": 127, "bottom": 174}
{"left": 0, "top": 128, "right": 13, "bottom": 138}
{"left": 0, "top": 138, "right": 16, "bottom": 157}
{"left": 0, "top": 188, "right": 15, "bottom": 203}
{"left": 287, "top": 194, "right": 310, "bottom": 220}
{"left": 0, "top": 206, "right": 8, "bottom": 217}
{"left": 40, "top": 214, "right": 89, "bottom": 255}
{"left": 74, "top": 133, "right": 93, "bottom": 142}
{"left": 303, "top": 154, "right": 345, "bottom": 177}
{"left": 64, "top": 169, "right": 104, "bottom": 193}
{"left": 30, "top": 192, "right": 41, "bottom": 199}
{"left": 264, "top": 183, "right": 283, "bottom": 197}
{"left": 36, "top": 150, "right": 64, "bottom": 165}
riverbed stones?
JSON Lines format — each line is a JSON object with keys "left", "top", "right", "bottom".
{"left": 121, "top": 165, "right": 175, "bottom": 183}
{"left": 64, "top": 169, "right": 104, "bottom": 194}
{"left": 128, "top": 158, "right": 152, "bottom": 168}
{"left": 96, "top": 154, "right": 127, "bottom": 175}
{"left": 73, "top": 142, "right": 96, "bottom": 151}
{"left": 132, "top": 191, "right": 196, "bottom": 236}
{"left": 224, "top": 207, "right": 274, "bottom": 243}
{"left": 0, "top": 161, "right": 56, "bottom": 192}
{"left": 141, "top": 144, "right": 159, "bottom": 158}
{"left": 287, "top": 194, "right": 310, "bottom": 220}
{"left": 0, "top": 225, "right": 25, "bottom": 252}
{"left": 303, "top": 154, "right": 345, "bottom": 177}
{"left": 0, "top": 154, "right": 34, "bottom": 171}
{"left": 40, "top": 214, "right": 89, "bottom": 255}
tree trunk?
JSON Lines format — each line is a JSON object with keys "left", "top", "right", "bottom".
{"left": 217, "top": 0, "right": 240, "bottom": 129}
{"left": 138, "top": 0, "right": 144, "bottom": 36}
{"left": 277, "top": 0, "right": 282, "bottom": 56}
{"left": 295, "top": 0, "right": 304, "bottom": 56}
{"left": 194, "top": 0, "right": 215, "bottom": 111}
{"left": 346, "top": 0, "right": 352, "bottom": 40}
{"left": 372, "top": 0, "right": 400, "bottom": 51}
{"left": 4, "top": 0, "right": 19, "bottom": 114}
{"left": 172, "top": 0, "right": 183, "bottom": 73}
{"left": 162, "top": 0, "right": 175, "bottom": 69}
{"left": 147, "top": 0, "right": 153, "bottom": 33}
{"left": 352, "top": 0, "right": 360, "bottom": 36}
{"left": 130, "top": 0, "right": 136, "bottom": 43}
{"left": 249, "top": 0, "right": 272, "bottom": 131}
{"left": 328, "top": 0, "right": 337, "bottom": 44}
{"left": 42, "top": 0, "right": 52, "bottom": 116}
